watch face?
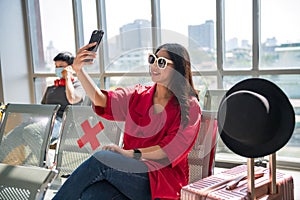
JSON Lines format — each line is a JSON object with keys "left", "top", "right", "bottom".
{"left": 133, "top": 149, "right": 142, "bottom": 160}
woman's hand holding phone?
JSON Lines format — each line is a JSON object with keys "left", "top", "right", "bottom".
{"left": 72, "top": 30, "right": 104, "bottom": 74}
{"left": 72, "top": 43, "right": 97, "bottom": 73}
{"left": 71, "top": 30, "right": 107, "bottom": 110}
{"left": 85, "top": 30, "right": 104, "bottom": 62}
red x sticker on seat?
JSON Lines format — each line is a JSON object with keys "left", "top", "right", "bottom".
{"left": 77, "top": 120, "right": 104, "bottom": 150}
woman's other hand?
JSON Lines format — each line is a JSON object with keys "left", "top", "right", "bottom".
{"left": 102, "top": 144, "right": 134, "bottom": 158}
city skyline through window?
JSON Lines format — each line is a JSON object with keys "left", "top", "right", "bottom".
{"left": 41, "top": 0, "right": 300, "bottom": 55}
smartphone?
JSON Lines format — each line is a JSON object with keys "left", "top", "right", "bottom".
{"left": 85, "top": 30, "right": 104, "bottom": 61}
{"left": 87, "top": 30, "right": 104, "bottom": 51}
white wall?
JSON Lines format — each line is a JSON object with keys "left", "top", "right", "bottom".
{"left": 0, "top": 0, "right": 32, "bottom": 103}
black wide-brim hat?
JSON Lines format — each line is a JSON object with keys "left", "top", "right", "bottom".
{"left": 217, "top": 78, "right": 295, "bottom": 158}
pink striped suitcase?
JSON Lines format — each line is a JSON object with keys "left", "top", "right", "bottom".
{"left": 181, "top": 165, "right": 294, "bottom": 200}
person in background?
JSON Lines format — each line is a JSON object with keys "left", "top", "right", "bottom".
{"left": 41, "top": 52, "right": 85, "bottom": 146}
{"left": 0, "top": 52, "right": 85, "bottom": 165}
{"left": 53, "top": 43, "right": 201, "bottom": 200}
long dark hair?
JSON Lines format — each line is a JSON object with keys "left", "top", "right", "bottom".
{"left": 155, "top": 43, "right": 199, "bottom": 128}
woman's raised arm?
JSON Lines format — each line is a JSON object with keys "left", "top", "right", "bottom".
{"left": 72, "top": 43, "right": 107, "bottom": 107}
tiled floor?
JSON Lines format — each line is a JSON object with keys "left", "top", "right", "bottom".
{"left": 44, "top": 177, "right": 66, "bottom": 200}
{"left": 44, "top": 187, "right": 57, "bottom": 199}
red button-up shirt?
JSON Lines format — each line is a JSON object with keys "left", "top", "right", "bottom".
{"left": 93, "top": 84, "right": 201, "bottom": 200}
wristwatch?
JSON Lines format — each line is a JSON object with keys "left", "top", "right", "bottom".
{"left": 133, "top": 149, "right": 142, "bottom": 160}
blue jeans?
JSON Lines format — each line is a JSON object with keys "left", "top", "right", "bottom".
{"left": 53, "top": 150, "right": 152, "bottom": 200}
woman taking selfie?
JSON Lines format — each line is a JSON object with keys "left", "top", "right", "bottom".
{"left": 53, "top": 43, "right": 201, "bottom": 200}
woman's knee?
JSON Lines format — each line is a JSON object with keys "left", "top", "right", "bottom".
{"left": 92, "top": 150, "right": 113, "bottom": 160}
{"left": 89, "top": 150, "right": 148, "bottom": 173}
{"left": 83, "top": 150, "right": 116, "bottom": 170}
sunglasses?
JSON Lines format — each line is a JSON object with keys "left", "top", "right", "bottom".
{"left": 148, "top": 53, "right": 173, "bottom": 69}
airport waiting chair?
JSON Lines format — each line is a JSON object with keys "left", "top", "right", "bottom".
{"left": 188, "top": 110, "right": 218, "bottom": 183}
{"left": 54, "top": 105, "right": 124, "bottom": 184}
{"left": 53, "top": 107, "right": 217, "bottom": 188}
{"left": 203, "top": 89, "right": 227, "bottom": 111}
{"left": 0, "top": 103, "right": 60, "bottom": 167}
{"left": 0, "top": 163, "right": 57, "bottom": 200}
{"left": 0, "top": 103, "right": 60, "bottom": 200}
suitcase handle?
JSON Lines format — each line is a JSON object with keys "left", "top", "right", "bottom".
{"left": 226, "top": 171, "right": 264, "bottom": 190}
{"left": 269, "top": 153, "right": 277, "bottom": 194}
{"left": 248, "top": 153, "right": 277, "bottom": 199}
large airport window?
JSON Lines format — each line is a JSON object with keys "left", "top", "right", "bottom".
{"left": 25, "top": 0, "right": 300, "bottom": 169}
{"left": 81, "top": 0, "right": 100, "bottom": 73}
{"left": 104, "top": 0, "right": 151, "bottom": 73}
{"left": 38, "top": 0, "right": 75, "bottom": 73}
{"left": 224, "top": 0, "right": 252, "bottom": 70}
{"left": 160, "top": 0, "right": 217, "bottom": 72}
{"left": 260, "top": 0, "right": 300, "bottom": 69}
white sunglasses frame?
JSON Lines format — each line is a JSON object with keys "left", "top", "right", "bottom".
{"left": 148, "top": 53, "right": 173, "bottom": 69}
